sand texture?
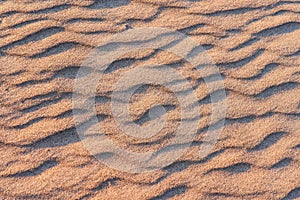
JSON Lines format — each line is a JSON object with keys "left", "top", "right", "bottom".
{"left": 0, "top": 0, "right": 300, "bottom": 199}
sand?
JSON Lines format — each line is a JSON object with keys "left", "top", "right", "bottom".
{"left": 0, "top": 0, "right": 299, "bottom": 199}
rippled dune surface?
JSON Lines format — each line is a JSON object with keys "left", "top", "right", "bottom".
{"left": 0, "top": 0, "right": 300, "bottom": 199}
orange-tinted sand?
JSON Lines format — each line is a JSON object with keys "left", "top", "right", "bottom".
{"left": 0, "top": 0, "right": 299, "bottom": 199}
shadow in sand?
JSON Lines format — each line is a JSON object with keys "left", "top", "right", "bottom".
{"left": 87, "top": 0, "right": 130, "bottom": 9}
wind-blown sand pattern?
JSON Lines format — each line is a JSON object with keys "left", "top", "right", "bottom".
{"left": 0, "top": 0, "right": 300, "bottom": 199}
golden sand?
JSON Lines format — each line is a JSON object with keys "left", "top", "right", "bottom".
{"left": 0, "top": 0, "right": 299, "bottom": 199}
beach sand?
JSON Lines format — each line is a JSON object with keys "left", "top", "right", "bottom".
{"left": 0, "top": 0, "right": 299, "bottom": 199}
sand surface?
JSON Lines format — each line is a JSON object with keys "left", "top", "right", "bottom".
{"left": 0, "top": 0, "right": 300, "bottom": 199}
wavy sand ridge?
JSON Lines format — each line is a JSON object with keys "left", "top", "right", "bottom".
{"left": 0, "top": 0, "right": 300, "bottom": 199}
